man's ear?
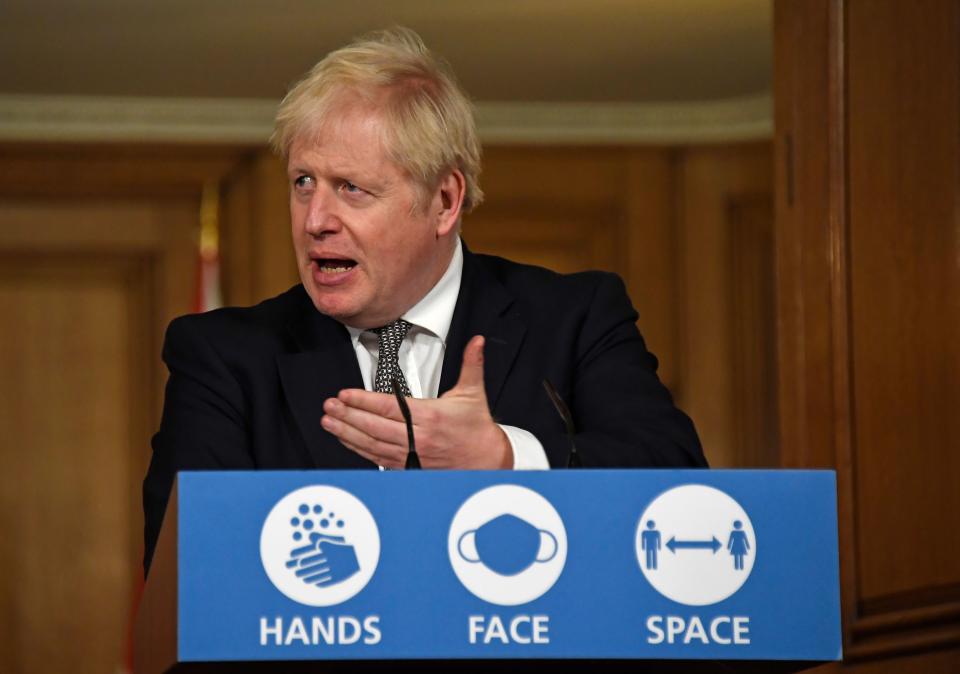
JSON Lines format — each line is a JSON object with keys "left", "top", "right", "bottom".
{"left": 434, "top": 169, "right": 466, "bottom": 238}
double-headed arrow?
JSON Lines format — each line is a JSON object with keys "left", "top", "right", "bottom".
{"left": 666, "top": 536, "right": 721, "bottom": 554}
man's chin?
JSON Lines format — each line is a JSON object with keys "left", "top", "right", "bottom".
{"left": 305, "top": 290, "right": 377, "bottom": 329}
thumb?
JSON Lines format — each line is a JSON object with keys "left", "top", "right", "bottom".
{"left": 452, "top": 334, "right": 486, "bottom": 394}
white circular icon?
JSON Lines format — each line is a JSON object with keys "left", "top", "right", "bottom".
{"left": 635, "top": 484, "right": 756, "bottom": 606}
{"left": 260, "top": 485, "right": 380, "bottom": 607}
{"left": 448, "top": 484, "right": 567, "bottom": 606}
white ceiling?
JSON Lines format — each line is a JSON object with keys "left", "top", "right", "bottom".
{"left": 0, "top": 0, "right": 771, "bottom": 104}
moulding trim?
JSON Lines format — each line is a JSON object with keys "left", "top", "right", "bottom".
{"left": 0, "top": 93, "right": 772, "bottom": 145}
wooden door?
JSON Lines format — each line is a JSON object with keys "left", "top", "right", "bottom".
{"left": 0, "top": 145, "right": 247, "bottom": 674}
{"left": 774, "top": 1, "right": 960, "bottom": 669}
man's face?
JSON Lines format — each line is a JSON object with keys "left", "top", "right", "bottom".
{"left": 288, "top": 105, "right": 456, "bottom": 329}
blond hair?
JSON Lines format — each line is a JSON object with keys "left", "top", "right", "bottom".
{"left": 271, "top": 27, "right": 483, "bottom": 212}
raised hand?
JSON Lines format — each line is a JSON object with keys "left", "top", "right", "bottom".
{"left": 320, "top": 335, "right": 512, "bottom": 469}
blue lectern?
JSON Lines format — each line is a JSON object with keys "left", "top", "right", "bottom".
{"left": 134, "top": 470, "right": 842, "bottom": 672}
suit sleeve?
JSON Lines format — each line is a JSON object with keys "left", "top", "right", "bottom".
{"left": 540, "top": 273, "right": 707, "bottom": 468}
{"left": 142, "top": 315, "right": 253, "bottom": 575}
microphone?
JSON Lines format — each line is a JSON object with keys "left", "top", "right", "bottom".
{"left": 542, "top": 379, "right": 582, "bottom": 468}
{"left": 392, "top": 376, "right": 421, "bottom": 469}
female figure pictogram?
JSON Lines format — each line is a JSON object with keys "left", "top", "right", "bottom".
{"left": 727, "top": 520, "right": 750, "bottom": 570}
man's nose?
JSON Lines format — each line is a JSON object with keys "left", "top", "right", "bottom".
{"left": 303, "top": 188, "right": 343, "bottom": 237}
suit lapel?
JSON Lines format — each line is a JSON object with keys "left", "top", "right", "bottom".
{"left": 440, "top": 246, "right": 526, "bottom": 410}
{"left": 277, "top": 300, "right": 374, "bottom": 469}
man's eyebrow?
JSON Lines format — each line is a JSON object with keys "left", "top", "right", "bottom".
{"left": 335, "top": 166, "right": 386, "bottom": 187}
{"left": 287, "top": 159, "right": 387, "bottom": 190}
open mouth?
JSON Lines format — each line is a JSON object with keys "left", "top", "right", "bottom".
{"left": 314, "top": 258, "right": 357, "bottom": 273}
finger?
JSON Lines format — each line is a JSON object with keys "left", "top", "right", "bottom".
{"left": 321, "top": 413, "right": 407, "bottom": 464}
{"left": 337, "top": 435, "right": 407, "bottom": 470}
{"left": 323, "top": 398, "right": 409, "bottom": 446}
{"left": 452, "top": 334, "right": 486, "bottom": 393}
{"left": 336, "top": 389, "right": 404, "bottom": 420}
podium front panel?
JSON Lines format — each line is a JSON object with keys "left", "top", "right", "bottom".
{"left": 175, "top": 470, "right": 841, "bottom": 663}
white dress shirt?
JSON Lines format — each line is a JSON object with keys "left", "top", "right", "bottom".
{"left": 344, "top": 238, "right": 550, "bottom": 469}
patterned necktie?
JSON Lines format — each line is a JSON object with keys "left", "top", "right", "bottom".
{"left": 372, "top": 319, "right": 413, "bottom": 397}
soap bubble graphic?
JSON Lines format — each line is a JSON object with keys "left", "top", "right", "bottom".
{"left": 284, "top": 502, "right": 357, "bottom": 587}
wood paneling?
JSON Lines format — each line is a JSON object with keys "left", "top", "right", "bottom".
{"left": 623, "top": 151, "right": 681, "bottom": 394}
{"left": 846, "top": 0, "right": 960, "bottom": 606}
{"left": 0, "top": 264, "right": 132, "bottom": 673}
{"left": 729, "top": 194, "right": 778, "bottom": 468}
{"left": 814, "top": 647, "right": 960, "bottom": 674}
{"left": 221, "top": 152, "right": 298, "bottom": 305}
{"left": 0, "top": 146, "right": 244, "bottom": 674}
{"left": 0, "top": 144, "right": 250, "bottom": 199}
{"left": 774, "top": 0, "right": 960, "bottom": 667}
{"left": 773, "top": 0, "right": 837, "bottom": 473}
{"left": 676, "top": 144, "right": 773, "bottom": 467}
{"left": 465, "top": 147, "right": 630, "bottom": 275}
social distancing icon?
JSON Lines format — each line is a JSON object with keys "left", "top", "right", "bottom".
{"left": 635, "top": 484, "right": 756, "bottom": 606}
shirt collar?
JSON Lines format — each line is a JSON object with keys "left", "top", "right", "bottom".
{"left": 345, "top": 237, "right": 463, "bottom": 344}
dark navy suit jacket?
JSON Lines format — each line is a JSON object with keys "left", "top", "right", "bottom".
{"left": 143, "top": 246, "right": 705, "bottom": 572}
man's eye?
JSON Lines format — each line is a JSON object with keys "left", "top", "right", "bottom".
{"left": 342, "top": 181, "right": 363, "bottom": 194}
{"left": 293, "top": 175, "right": 314, "bottom": 190}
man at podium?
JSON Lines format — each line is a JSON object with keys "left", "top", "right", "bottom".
{"left": 143, "top": 27, "right": 705, "bottom": 573}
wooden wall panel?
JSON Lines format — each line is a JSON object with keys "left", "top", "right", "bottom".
{"left": 774, "top": 0, "right": 960, "bottom": 667}
{"left": 0, "top": 202, "right": 196, "bottom": 673}
{"left": 465, "top": 148, "right": 631, "bottom": 273}
{"left": 676, "top": 144, "right": 773, "bottom": 467}
{"left": 816, "top": 647, "right": 960, "bottom": 674}
{"left": 250, "top": 154, "right": 299, "bottom": 300}
{"left": 773, "top": 0, "right": 837, "bottom": 473}
{"left": 0, "top": 261, "right": 136, "bottom": 674}
{"left": 729, "top": 194, "right": 778, "bottom": 468}
{"left": 623, "top": 152, "right": 681, "bottom": 394}
{"left": 0, "top": 144, "right": 248, "bottom": 199}
{"left": 0, "top": 145, "right": 250, "bottom": 674}
{"left": 221, "top": 152, "right": 299, "bottom": 306}
{"left": 847, "top": 0, "right": 960, "bottom": 606}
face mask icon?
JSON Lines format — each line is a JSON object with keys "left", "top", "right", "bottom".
{"left": 457, "top": 513, "right": 559, "bottom": 576}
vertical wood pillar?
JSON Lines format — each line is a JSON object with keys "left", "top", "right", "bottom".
{"left": 774, "top": 0, "right": 960, "bottom": 668}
